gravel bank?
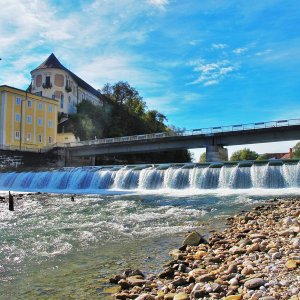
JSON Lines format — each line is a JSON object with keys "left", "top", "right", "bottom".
{"left": 110, "top": 198, "right": 300, "bottom": 300}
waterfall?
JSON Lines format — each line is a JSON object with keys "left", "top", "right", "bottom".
{"left": 0, "top": 161, "right": 300, "bottom": 193}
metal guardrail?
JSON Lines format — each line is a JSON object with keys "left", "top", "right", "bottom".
{"left": 61, "top": 118, "right": 300, "bottom": 148}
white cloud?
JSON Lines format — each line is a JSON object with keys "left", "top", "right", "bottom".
{"left": 148, "top": 0, "right": 169, "bottom": 9}
{"left": 187, "top": 60, "right": 237, "bottom": 86}
{"left": 233, "top": 47, "right": 248, "bottom": 54}
{"left": 212, "top": 43, "right": 228, "bottom": 49}
{"left": 255, "top": 49, "right": 272, "bottom": 56}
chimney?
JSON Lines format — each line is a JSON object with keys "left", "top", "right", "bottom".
{"left": 289, "top": 148, "right": 293, "bottom": 159}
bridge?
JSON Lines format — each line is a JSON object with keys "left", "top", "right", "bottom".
{"left": 58, "top": 118, "right": 300, "bottom": 163}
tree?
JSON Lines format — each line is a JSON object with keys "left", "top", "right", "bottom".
{"left": 256, "top": 153, "right": 270, "bottom": 161}
{"left": 199, "top": 152, "right": 206, "bottom": 162}
{"left": 230, "top": 148, "right": 258, "bottom": 161}
{"left": 292, "top": 141, "right": 300, "bottom": 158}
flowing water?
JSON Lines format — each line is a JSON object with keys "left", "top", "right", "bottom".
{"left": 0, "top": 161, "right": 300, "bottom": 299}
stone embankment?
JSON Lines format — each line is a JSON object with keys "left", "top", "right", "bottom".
{"left": 110, "top": 199, "right": 300, "bottom": 300}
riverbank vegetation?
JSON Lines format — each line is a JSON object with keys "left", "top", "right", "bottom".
{"left": 63, "top": 81, "right": 191, "bottom": 164}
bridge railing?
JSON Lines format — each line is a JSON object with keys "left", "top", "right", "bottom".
{"left": 63, "top": 118, "right": 300, "bottom": 148}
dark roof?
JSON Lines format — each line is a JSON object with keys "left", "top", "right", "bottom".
{"left": 31, "top": 53, "right": 105, "bottom": 101}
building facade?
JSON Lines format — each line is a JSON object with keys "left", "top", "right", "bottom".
{"left": 29, "top": 53, "right": 104, "bottom": 114}
{"left": 0, "top": 85, "right": 58, "bottom": 152}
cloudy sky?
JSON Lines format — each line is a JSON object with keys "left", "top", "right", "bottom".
{"left": 0, "top": 0, "right": 300, "bottom": 159}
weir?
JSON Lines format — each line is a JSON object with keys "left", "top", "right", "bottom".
{"left": 0, "top": 160, "right": 299, "bottom": 193}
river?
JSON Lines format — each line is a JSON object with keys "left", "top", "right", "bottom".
{"left": 0, "top": 161, "right": 300, "bottom": 299}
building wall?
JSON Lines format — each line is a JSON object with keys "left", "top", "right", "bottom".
{"left": 0, "top": 86, "right": 58, "bottom": 152}
{"left": 31, "top": 68, "right": 102, "bottom": 114}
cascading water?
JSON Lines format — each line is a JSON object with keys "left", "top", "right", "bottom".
{"left": 0, "top": 161, "right": 300, "bottom": 193}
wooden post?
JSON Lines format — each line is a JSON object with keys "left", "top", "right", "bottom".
{"left": 8, "top": 191, "right": 14, "bottom": 211}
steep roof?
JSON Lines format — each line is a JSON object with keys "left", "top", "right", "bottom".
{"left": 31, "top": 53, "right": 104, "bottom": 100}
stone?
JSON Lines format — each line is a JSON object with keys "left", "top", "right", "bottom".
{"left": 244, "top": 278, "right": 266, "bottom": 290}
{"left": 193, "top": 250, "right": 207, "bottom": 260}
{"left": 159, "top": 268, "right": 174, "bottom": 279}
{"left": 188, "top": 268, "right": 207, "bottom": 277}
{"left": 169, "top": 249, "right": 185, "bottom": 260}
{"left": 285, "top": 259, "right": 298, "bottom": 270}
{"left": 171, "top": 277, "right": 188, "bottom": 287}
{"left": 127, "top": 276, "right": 147, "bottom": 286}
{"left": 197, "top": 273, "right": 215, "bottom": 282}
{"left": 164, "top": 293, "right": 176, "bottom": 300}
{"left": 183, "top": 231, "right": 204, "bottom": 246}
{"left": 118, "top": 279, "right": 130, "bottom": 290}
{"left": 259, "top": 297, "right": 277, "bottom": 300}
{"left": 135, "top": 294, "right": 155, "bottom": 300}
{"left": 224, "top": 296, "right": 242, "bottom": 300}
{"left": 173, "top": 292, "right": 189, "bottom": 300}
{"left": 292, "top": 238, "right": 300, "bottom": 249}
{"left": 229, "top": 278, "right": 239, "bottom": 286}
{"left": 229, "top": 246, "right": 246, "bottom": 255}
{"left": 227, "top": 263, "right": 238, "bottom": 274}
{"left": 246, "top": 243, "right": 260, "bottom": 253}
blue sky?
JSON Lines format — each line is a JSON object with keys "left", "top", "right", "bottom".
{"left": 0, "top": 0, "right": 300, "bottom": 158}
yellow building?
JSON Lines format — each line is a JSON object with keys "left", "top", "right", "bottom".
{"left": 0, "top": 85, "right": 58, "bottom": 152}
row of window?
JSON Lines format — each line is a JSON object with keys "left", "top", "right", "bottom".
{"left": 15, "top": 97, "right": 53, "bottom": 112}
{"left": 15, "top": 113, "right": 53, "bottom": 127}
{"left": 15, "top": 131, "right": 53, "bottom": 144}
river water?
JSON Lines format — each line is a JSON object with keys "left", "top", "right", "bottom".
{"left": 0, "top": 162, "right": 300, "bottom": 299}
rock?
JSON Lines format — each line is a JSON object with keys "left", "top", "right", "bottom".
{"left": 241, "top": 266, "right": 254, "bottom": 275}
{"left": 244, "top": 278, "right": 266, "bottom": 290}
{"left": 197, "top": 273, "right": 215, "bottom": 282}
{"left": 229, "top": 246, "right": 246, "bottom": 255}
{"left": 127, "top": 275, "right": 147, "bottom": 286}
{"left": 171, "top": 277, "right": 188, "bottom": 287}
{"left": 285, "top": 259, "right": 298, "bottom": 270}
{"left": 158, "top": 268, "right": 174, "bottom": 279}
{"left": 227, "top": 263, "right": 238, "bottom": 274}
{"left": 164, "top": 293, "right": 176, "bottom": 300}
{"left": 135, "top": 294, "right": 155, "bottom": 300}
{"left": 169, "top": 249, "right": 185, "bottom": 260}
{"left": 224, "top": 296, "right": 242, "bottom": 300}
{"left": 114, "top": 293, "right": 129, "bottom": 300}
{"left": 246, "top": 242, "right": 260, "bottom": 253}
{"left": 193, "top": 250, "right": 207, "bottom": 260}
{"left": 271, "top": 252, "right": 281, "bottom": 259}
{"left": 283, "top": 217, "right": 293, "bottom": 226}
{"left": 229, "top": 277, "right": 239, "bottom": 286}
{"left": 188, "top": 268, "right": 207, "bottom": 277}
{"left": 292, "top": 238, "right": 300, "bottom": 249}
{"left": 173, "top": 292, "right": 189, "bottom": 300}
{"left": 110, "top": 274, "right": 125, "bottom": 283}
{"left": 183, "top": 231, "right": 205, "bottom": 246}
{"left": 118, "top": 279, "right": 131, "bottom": 290}
{"left": 259, "top": 297, "right": 277, "bottom": 300}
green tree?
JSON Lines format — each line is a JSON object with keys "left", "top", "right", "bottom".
{"left": 292, "top": 141, "right": 300, "bottom": 158}
{"left": 230, "top": 148, "right": 258, "bottom": 161}
{"left": 256, "top": 153, "right": 270, "bottom": 161}
{"left": 199, "top": 152, "right": 206, "bottom": 162}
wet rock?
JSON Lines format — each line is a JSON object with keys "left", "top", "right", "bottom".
{"left": 118, "top": 279, "right": 131, "bottom": 290}
{"left": 127, "top": 276, "right": 147, "bottom": 286}
{"left": 110, "top": 274, "right": 125, "bottom": 283}
{"left": 171, "top": 277, "right": 188, "bottom": 287}
{"left": 158, "top": 267, "right": 174, "bottom": 279}
{"left": 183, "top": 231, "right": 205, "bottom": 246}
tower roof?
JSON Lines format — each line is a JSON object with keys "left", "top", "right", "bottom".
{"left": 31, "top": 53, "right": 104, "bottom": 100}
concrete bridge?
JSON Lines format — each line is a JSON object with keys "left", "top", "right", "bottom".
{"left": 59, "top": 118, "right": 300, "bottom": 162}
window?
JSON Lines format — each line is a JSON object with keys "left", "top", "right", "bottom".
{"left": 49, "top": 104, "right": 53, "bottom": 112}
{"left": 26, "top": 133, "right": 31, "bottom": 142}
{"left": 46, "top": 76, "right": 51, "bottom": 85}
{"left": 48, "top": 120, "right": 53, "bottom": 128}
{"left": 48, "top": 136, "right": 52, "bottom": 144}
{"left": 27, "top": 115, "right": 32, "bottom": 124}
{"left": 16, "top": 97, "right": 21, "bottom": 105}
{"left": 68, "top": 96, "right": 71, "bottom": 103}
{"left": 52, "top": 95, "right": 56, "bottom": 99}
{"left": 15, "top": 113, "right": 21, "bottom": 122}
{"left": 27, "top": 100, "right": 32, "bottom": 108}
{"left": 36, "top": 91, "right": 42, "bottom": 96}
{"left": 38, "top": 135, "right": 42, "bottom": 143}
{"left": 38, "top": 103, "right": 43, "bottom": 111}
{"left": 60, "top": 94, "right": 64, "bottom": 109}
{"left": 38, "top": 118, "right": 43, "bottom": 126}
{"left": 15, "top": 131, "right": 20, "bottom": 140}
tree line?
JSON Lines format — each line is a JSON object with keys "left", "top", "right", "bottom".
{"left": 65, "top": 81, "right": 191, "bottom": 164}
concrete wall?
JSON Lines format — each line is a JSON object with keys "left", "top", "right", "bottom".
{"left": 0, "top": 150, "right": 64, "bottom": 170}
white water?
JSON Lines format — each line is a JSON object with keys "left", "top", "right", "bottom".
{"left": 0, "top": 161, "right": 300, "bottom": 194}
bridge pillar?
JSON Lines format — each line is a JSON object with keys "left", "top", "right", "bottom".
{"left": 206, "top": 145, "right": 228, "bottom": 162}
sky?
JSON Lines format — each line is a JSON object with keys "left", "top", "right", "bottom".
{"left": 0, "top": 0, "right": 300, "bottom": 160}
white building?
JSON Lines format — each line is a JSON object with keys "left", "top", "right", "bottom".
{"left": 29, "top": 53, "right": 105, "bottom": 114}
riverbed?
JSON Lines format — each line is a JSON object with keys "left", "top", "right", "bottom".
{"left": 1, "top": 189, "right": 299, "bottom": 299}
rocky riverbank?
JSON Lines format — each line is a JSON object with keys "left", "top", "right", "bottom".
{"left": 110, "top": 198, "right": 300, "bottom": 300}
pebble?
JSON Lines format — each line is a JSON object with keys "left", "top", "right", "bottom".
{"left": 110, "top": 199, "right": 300, "bottom": 300}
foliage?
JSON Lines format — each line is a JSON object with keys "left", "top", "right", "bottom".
{"left": 230, "top": 148, "right": 258, "bottom": 161}
{"left": 199, "top": 152, "right": 206, "bottom": 162}
{"left": 256, "top": 153, "right": 270, "bottom": 161}
{"left": 69, "top": 81, "right": 191, "bottom": 163}
{"left": 292, "top": 141, "right": 300, "bottom": 158}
